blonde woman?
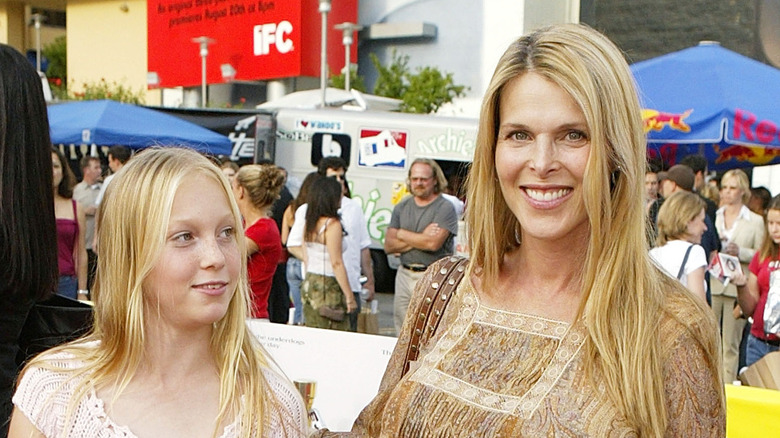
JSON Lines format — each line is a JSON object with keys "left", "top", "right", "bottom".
{"left": 325, "top": 24, "right": 723, "bottom": 436}
{"left": 650, "top": 191, "right": 709, "bottom": 302}
{"left": 10, "top": 148, "right": 307, "bottom": 437}
{"left": 715, "top": 168, "right": 765, "bottom": 382}
{"left": 232, "top": 164, "right": 286, "bottom": 320}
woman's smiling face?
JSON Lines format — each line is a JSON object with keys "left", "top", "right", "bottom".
{"left": 495, "top": 72, "right": 591, "bottom": 245}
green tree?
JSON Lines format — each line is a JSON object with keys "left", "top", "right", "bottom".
{"left": 371, "top": 51, "right": 408, "bottom": 99}
{"left": 43, "top": 36, "right": 67, "bottom": 99}
{"left": 369, "top": 49, "right": 467, "bottom": 114}
{"left": 71, "top": 78, "right": 145, "bottom": 104}
{"left": 329, "top": 65, "right": 367, "bottom": 92}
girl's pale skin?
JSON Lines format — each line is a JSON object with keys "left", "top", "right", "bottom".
{"left": 9, "top": 175, "right": 240, "bottom": 438}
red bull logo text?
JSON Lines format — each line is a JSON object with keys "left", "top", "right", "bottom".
{"left": 642, "top": 109, "right": 692, "bottom": 133}
{"left": 732, "top": 108, "right": 780, "bottom": 145}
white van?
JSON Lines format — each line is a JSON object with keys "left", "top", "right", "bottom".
{"left": 254, "top": 107, "right": 477, "bottom": 290}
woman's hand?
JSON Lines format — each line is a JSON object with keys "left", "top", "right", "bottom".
{"left": 346, "top": 298, "right": 357, "bottom": 314}
{"left": 724, "top": 241, "right": 740, "bottom": 257}
{"left": 731, "top": 271, "right": 747, "bottom": 288}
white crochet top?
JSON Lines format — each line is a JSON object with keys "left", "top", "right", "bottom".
{"left": 13, "top": 348, "right": 308, "bottom": 437}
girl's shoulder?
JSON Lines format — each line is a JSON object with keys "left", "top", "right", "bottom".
{"left": 13, "top": 345, "right": 96, "bottom": 436}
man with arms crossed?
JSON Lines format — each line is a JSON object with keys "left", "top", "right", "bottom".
{"left": 386, "top": 158, "right": 458, "bottom": 335}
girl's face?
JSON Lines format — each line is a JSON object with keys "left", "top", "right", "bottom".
{"left": 685, "top": 208, "right": 707, "bottom": 244}
{"left": 143, "top": 174, "right": 241, "bottom": 331}
{"left": 52, "top": 152, "right": 63, "bottom": 189}
{"left": 495, "top": 72, "right": 591, "bottom": 246}
{"left": 767, "top": 209, "right": 780, "bottom": 245}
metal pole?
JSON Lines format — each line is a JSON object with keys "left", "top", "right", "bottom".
{"left": 345, "top": 40, "right": 350, "bottom": 90}
{"left": 319, "top": 1, "right": 331, "bottom": 107}
{"left": 201, "top": 48, "right": 207, "bottom": 107}
{"left": 334, "top": 23, "right": 363, "bottom": 91}
{"left": 30, "top": 13, "right": 45, "bottom": 71}
{"left": 192, "top": 36, "right": 214, "bottom": 107}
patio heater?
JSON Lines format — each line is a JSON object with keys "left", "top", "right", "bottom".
{"left": 334, "top": 22, "right": 363, "bottom": 91}
{"left": 192, "top": 36, "right": 215, "bottom": 107}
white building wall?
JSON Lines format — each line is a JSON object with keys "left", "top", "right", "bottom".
{"left": 357, "top": 0, "right": 579, "bottom": 118}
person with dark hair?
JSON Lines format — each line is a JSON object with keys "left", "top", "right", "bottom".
{"left": 232, "top": 164, "right": 287, "bottom": 320}
{"left": 51, "top": 147, "right": 88, "bottom": 300}
{"left": 72, "top": 156, "right": 102, "bottom": 291}
{"left": 0, "top": 43, "right": 59, "bottom": 436}
{"left": 282, "top": 172, "right": 320, "bottom": 325}
{"left": 749, "top": 186, "right": 772, "bottom": 216}
{"left": 680, "top": 154, "right": 718, "bottom": 223}
{"left": 288, "top": 156, "right": 375, "bottom": 331}
{"left": 300, "top": 176, "right": 357, "bottom": 330}
{"left": 734, "top": 195, "right": 780, "bottom": 367}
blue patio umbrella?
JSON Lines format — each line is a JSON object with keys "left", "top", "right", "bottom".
{"left": 631, "top": 41, "right": 780, "bottom": 170}
{"left": 48, "top": 99, "right": 233, "bottom": 156}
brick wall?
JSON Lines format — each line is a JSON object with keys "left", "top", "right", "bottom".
{"left": 582, "top": 0, "right": 761, "bottom": 64}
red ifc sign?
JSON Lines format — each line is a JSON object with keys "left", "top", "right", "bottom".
{"left": 148, "top": 0, "right": 357, "bottom": 88}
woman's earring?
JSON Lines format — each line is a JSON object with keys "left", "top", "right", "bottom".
{"left": 514, "top": 226, "right": 521, "bottom": 245}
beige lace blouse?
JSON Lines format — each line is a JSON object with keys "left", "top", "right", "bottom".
{"left": 324, "top": 258, "right": 724, "bottom": 437}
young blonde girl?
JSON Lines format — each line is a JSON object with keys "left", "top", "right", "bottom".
{"left": 10, "top": 148, "right": 307, "bottom": 437}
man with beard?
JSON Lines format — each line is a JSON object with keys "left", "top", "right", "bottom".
{"left": 385, "top": 158, "right": 458, "bottom": 335}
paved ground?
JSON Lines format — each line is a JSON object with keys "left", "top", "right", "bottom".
{"left": 372, "top": 292, "right": 396, "bottom": 337}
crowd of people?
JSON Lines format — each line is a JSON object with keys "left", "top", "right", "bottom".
{"left": 14, "top": 21, "right": 780, "bottom": 436}
{"left": 646, "top": 160, "right": 780, "bottom": 381}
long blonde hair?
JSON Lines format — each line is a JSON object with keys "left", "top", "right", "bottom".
{"left": 21, "top": 147, "right": 290, "bottom": 437}
{"left": 465, "top": 23, "right": 721, "bottom": 435}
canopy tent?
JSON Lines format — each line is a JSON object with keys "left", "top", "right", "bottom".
{"left": 631, "top": 41, "right": 780, "bottom": 170}
{"left": 48, "top": 100, "right": 232, "bottom": 156}
{"left": 257, "top": 87, "right": 402, "bottom": 112}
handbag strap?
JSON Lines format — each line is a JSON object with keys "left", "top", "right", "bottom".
{"left": 677, "top": 244, "right": 694, "bottom": 280}
{"left": 402, "top": 256, "right": 468, "bottom": 376}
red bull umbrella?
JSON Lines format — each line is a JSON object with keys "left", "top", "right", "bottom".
{"left": 631, "top": 41, "right": 780, "bottom": 170}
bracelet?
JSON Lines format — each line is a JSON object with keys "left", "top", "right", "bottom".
{"left": 77, "top": 289, "right": 89, "bottom": 296}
